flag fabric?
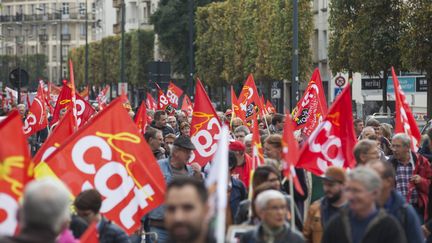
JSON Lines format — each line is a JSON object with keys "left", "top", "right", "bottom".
{"left": 296, "top": 84, "right": 356, "bottom": 175}
{"left": 50, "top": 84, "right": 95, "bottom": 128}
{"left": 135, "top": 101, "right": 148, "bottom": 134}
{"left": 181, "top": 94, "right": 194, "bottom": 117}
{"left": 206, "top": 126, "right": 229, "bottom": 243}
{"left": 43, "top": 97, "right": 166, "bottom": 234}
{"left": 146, "top": 93, "right": 157, "bottom": 112}
{"left": 292, "top": 68, "right": 328, "bottom": 136}
{"left": 79, "top": 86, "right": 89, "bottom": 101}
{"left": 155, "top": 83, "right": 174, "bottom": 114}
{"left": 282, "top": 115, "right": 305, "bottom": 196}
{"left": 0, "top": 110, "right": 31, "bottom": 235}
{"left": 80, "top": 222, "right": 99, "bottom": 243}
{"left": 190, "top": 79, "right": 222, "bottom": 167}
{"left": 265, "top": 100, "right": 276, "bottom": 114}
{"left": 391, "top": 67, "right": 422, "bottom": 150}
{"left": 96, "top": 85, "right": 110, "bottom": 110}
{"left": 69, "top": 60, "right": 78, "bottom": 130}
{"left": 166, "top": 82, "right": 184, "bottom": 108}
{"left": 23, "top": 81, "right": 48, "bottom": 137}
{"left": 237, "top": 74, "right": 265, "bottom": 127}
{"left": 251, "top": 116, "right": 264, "bottom": 169}
{"left": 5, "top": 87, "right": 17, "bottom": 106}
{"left": 231, "top": 86, "right": 246, "bottom": 123}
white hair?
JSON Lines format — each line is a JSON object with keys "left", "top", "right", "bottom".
{"left": 392, "top": 133, "right": 411, "bottom": 148}
{"left": 22, "top": 179, "right": 71, "bottom": 233}
{"left": 255, "top": 190, "right": 285, "bottom": 211}
{"left": 362, "top": 126, "right": 375, "bottom": 135}
{"left": 244, "top": 134, "right": 253, "bottom": 143}
{"left": 348, "top": 167, "right": 382, "bottom": 192}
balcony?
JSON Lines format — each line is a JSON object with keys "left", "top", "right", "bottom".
{"left": 113, "top": 23, "right": 121, "bottom": 34}
{"left": 39, "top": 34, "right": 48, "bottom": 42}
{"left": 61, "top": 34, "right": 71, "bottom": 41}
{"left": 0, "top": 12, "right": 95, "bottom": 23}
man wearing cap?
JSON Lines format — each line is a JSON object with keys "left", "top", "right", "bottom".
{"left": 303, "top": 167, "right": 348, "bottom": 243}
{"left": 230, "top": 140, "right": 253, "bottom": 188}
{"left": 146, "top": 135, "right": 202, "bottom": 243}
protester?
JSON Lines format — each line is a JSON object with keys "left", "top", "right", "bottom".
{"left": 151, "top": 110, "right": 175, "bottom": 136}
{"left": 176, "top": 110, "right": 188, "bottom": 124}
{"left": 179, "top": 121, "right": 191, "bottom": 137}
{"left": 231, "top": 117, "right": 244, "bottom": 132}
{"left": 74, "top": 189, "right": 130, "bottom": 243}
{"left": 0, "top": 179, "right": 71, "bottom": 243}
{"left": 353, "top": 118, "right": 364, "bottom": 138}
{"left": 269, "top": 113, "right": 285, "bottom": 134}
{"left": 147, "top": 135, "right": 202, "bottom": 242}
{"left": 378, "top": 123, "right": 393, "bottom": 155}
{"left": 353, "top": 139, "right": 381, "bottom": 166}
{"left": 368, "top": 160, "right": 424, "bottom": 243}
{"left": 167, "top": 115, "right": 179, "bottom": 134}
{"left": 17, "top": 103, "right": 26, "bottom": 120}
{"left": 50, "top": 107, "right": 67, "bottom": 132}
{"left": 360, "top": 126, "right": 375, "bottom": 139}
{"left": 303, "top": 166, "right": 348, "bottom": 243}
{"left": 240, "top": 190, "right": 305, "bottom": 243}
{"left": 227, "top": 151, "right": 248, "bottom": 226}
{"left": 366, "top": 118, "right": 381, "bottom": 134}
{"left": 234, "top": 125, "right": 250, "bottom": 144}
{"left": 244, "top": 134, "right": 253, "bottom": 157}
{"left": 163, "top": 133, "right": 176, "bottom": 156}
{"left": 229, "top": 140, "right": 252, "bottom": 188}
{"left": 388, "top": 133, "right": 432, "bottom": 221}
{"left": 144, "top": 127, "right": 166, "bottom": 160}
{"left": 419, "top": 128, "right": 432, "bottom": 162}
{"left": 164, "top": 177, "right": 215, "bottom": 243}
{"left": 321, "top": 167, "right": 407, "bottom": 243}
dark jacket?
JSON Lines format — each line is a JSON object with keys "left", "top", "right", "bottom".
{"left": 0, "top": 227, "right": 58, "bottom": 243}
{"left": 419, "top": 139, "right": 432, "bottom": 162}
{"left": 388, "top": 152, "right": 432, "bottom": 220}
{"left": 98, "top": 217, "right": 131, "bottom": 243}
{"left": 383, "top": 190, "right": 424, "bottom": 243}
{"left": 150, "top": 122, "right": 175, "bottom": 137}
{"left": 321, "top": 208, "right": 407, "bottom": 243}
{"left": 230, "top": 177, "right": 247, "bottom": 221}
{"left": 240, "top": 223, "right": 304, "bottom": 243}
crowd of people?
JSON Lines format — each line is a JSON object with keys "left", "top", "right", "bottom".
{"left": 2, "top": 104, "right": 432, "bottom": 243}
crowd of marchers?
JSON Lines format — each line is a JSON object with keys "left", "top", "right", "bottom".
{"left": 2, "top": 107, "right": 432, "bottom": 243}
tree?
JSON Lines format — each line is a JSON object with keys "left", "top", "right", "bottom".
{"left": 400, "top": 0, "right": 432, "bottom": 117}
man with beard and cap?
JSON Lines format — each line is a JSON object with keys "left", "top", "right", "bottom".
{"left": 164, "top": 177, "right": 215, "bottom": 243}
{"left": 303, "top": 166, "right": 348, "bottom": 243}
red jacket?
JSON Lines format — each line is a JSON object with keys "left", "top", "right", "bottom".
{"left": 231, "top": 153, "right": 252, "bottom": 189}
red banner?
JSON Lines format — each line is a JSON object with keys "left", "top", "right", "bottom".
{"left": 265, "top": 100, "right": 276, "bottom": 114}
{"left": 135, "top": 101, "right": 149, "bottom": 134}
{"left": 238, "top": 74, "right": 265, "bottom": 127}
{"left": 292, "top": 68, "right": 328, "bottom": 136}
{"left": 392, "top": 67, "right": 421, "bottom": 150}
{"left": 0, "top": 111, "right": 31, "bottom": 235}
{"left": 23, "top": 82, "right": 48, "bottom": 137}
{"left": 251, "top": 116, "right": 264, "bottom": 169}
{"left": 166, "top": 82, "right": 184, "bottom": 108}
{"left": 97, "top": 85, "right": 110, "bottom": 110}
{"left": 156, "top": 84, "right": 174, "bottom": 114}
{"left": 146, "top": 93, "right": 157, "bottom": 112}
{"left": 44, "top": 97, "right": 166, "bottom": 234}
{"left": 190, "top": 79, "right": 222, "bottom": 167}
{"left": 181, "top": 94, "right": 194, "bottom": 117}
{"left": 296, "top": 84, "right": 356, "bottom": 175}
{"left": 231, "top": 86, "right": 246, "bottom": 122}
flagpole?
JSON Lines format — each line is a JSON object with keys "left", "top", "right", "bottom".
{"left": 262, "top": 113, "right": 271, "bottom": 135}
{"left": 289, "top": 174, "right": 295, "bottom": 231}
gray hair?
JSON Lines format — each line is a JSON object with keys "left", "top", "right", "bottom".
{"left": 244, "top": 134, "right": 253, "bottom": 143}
{"left": 255, "top": 189, "right": 285, "bottom": 211}
{"left": 362, "top": 126, "right": 375, "bottom": 135}
{"left": 353, "top": 139, "right": 377, "bottom": 164}
{"left": 392, "top": 133, "right": 411, "bottom": 148}
{"left": 234, "top": 125, "right": 250, "bottom": 135}
{"left": 347, "top": 167, "right": 382, "bottom": 192}
{"left": 21, "top": 179, "right": 71, "bottom": 233}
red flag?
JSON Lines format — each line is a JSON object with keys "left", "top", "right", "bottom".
{"left": 96, "top": 85, "right": 110, "bottom": 110}
{"left": 0, "top": 111, "right": 31, "bottom": 235}
{"left": 166, "top": 82, "right": 184, "bottom": 108}
{"left": 79, "top": 86, "right": 89, "bottom": 101}
{"left": 282, "top": 115, "right": 304, "bottom": 196}
{"left": 265, "top": 100, "right": 276, "bottom": 114}
{"left": 155, "top": 83, "right": 174, "bottom": 114}
{"left": 69, "top": 60, "right": 78, "bottom": 130}
{"left": 251, "top": 116, "right": 264, "bottom": 169}
{"left": 190, "top": 79, "right": 222, "bottom": 167}
{"left": 292, "top": 68, "right": 328, "bottom": 136}
{"left": 50, "top": 85, "right": 95, "bottom": 128}
{"left": 44, "top": 97, "right": 166, "bottom": 234}
{"left": 392, "top": 67, "right": 421, "bottom": 149}
{"left": 23, "top": 82, "right": 48, "bottom": 137}
{"left": 231, "top": 86, "right": 246, "bottom": 123}
{"left": 80, "top": 222, "right": 99, "bottom": 243}
{"left": 32, "top": 109, "right": 75, "bottom": 167}
{"left": 135, "top": 101, "right": 148, "bottom": 134}
{"left": 296, "top": 84, "right": 356, "bottom": 175}
{"left": 181, "top": 94, "right": 194, "bottom": 117}
{"left": 146, "top": 93, "right": 157, "bottom": 112}
{"left": 238, "top": 75, "right": 265, "bottom": 127}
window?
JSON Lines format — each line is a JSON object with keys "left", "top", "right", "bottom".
{"left": 62, "top": 3, "right": 69, "bottom": 15}
{"left": 92, "top": 3, "right": 96, "bottom": 13}
{"left": 62, "top": 24, "right": 69, "bottom": 35}
{"left": 18, "top": 5, "right": 23, "bottom": 14}
{"left": 79, "top": 3, "right": 85, "bottom": 15}
{"left": 40, "top": 4, "right": 47, "bottom": 14}
{"left": 80, "top": 23, "right": 87, "bottom": 36}
{"left": 313, "top": 30, "right": 319, "bottom": 61}
{"left": 322, "top": 30, "right": 328, "bottom": 59}
{"left": 51, "top": 3, "right": 57, "bottom": 13}
{"left": 30, "top": 4, "right": 36, "bottom": 14}
{"left": 7, "top": 6, "right": 12, "bottom": 15}
{"left": 52, "top": 45, "right": 57, "bottom": 61}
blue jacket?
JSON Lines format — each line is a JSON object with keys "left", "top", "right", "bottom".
{"left": 98, "top": 217, "right": 131, "bottom": 243}
{"left": 147, "top": 158, "right": 194, "bottom": 220}
{"left": 383, "top": 190, "right": 424, "bottom": 243}
{"left": 230, "top": 177, "right": 247, "bottom": 221}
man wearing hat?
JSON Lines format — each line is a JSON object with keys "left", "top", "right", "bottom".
{"left": 230, "top": 140, "right": 253, "bottom": 188}
{"left": 303, "top": 166, "right": 348, "bottom": 243}
{"left": 146, "top": 135, "right": 202, "bottom": 243}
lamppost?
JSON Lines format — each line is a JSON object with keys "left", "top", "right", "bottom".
{"left": 85, "top": 0, "right": 89, "bottom": 87}
{"left": 120, "top": 0, "right": 125, "bottom": 84}
{"left": 291, "top": 0, "right": 299, "bottom": 109}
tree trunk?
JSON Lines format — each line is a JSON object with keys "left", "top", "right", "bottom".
{"left": 382, "top": 70, "right": 388, "bottom": 114}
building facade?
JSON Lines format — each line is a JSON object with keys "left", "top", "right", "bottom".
{"left": 0, "top": 0, "right": 96, "bottom": 84}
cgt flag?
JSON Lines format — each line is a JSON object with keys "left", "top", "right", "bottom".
{"left": 231, "top": 86, "right": 246, "bottom": 123}
{"left": 156, "top": 83, "right": 174, "bottom": 114}
{"left": 96, "top": 85, "right": 110, "bottom": 110}
{"left": 23, "top": 81, "right": 48, "bottom": 137}
{"left": 392, "top": 67, "right": 421, "bottom": 150}
{"left": 292, "top": 68, "right": 327, "bottom": 136}
{"left": 181, "top": 94, "right": 194, "bottom": 117}
{"left": 0, "top": 111, "right": 31, "bottom": 235}
{"left": 43, "top": 97, "right": 166, "bottom": 234}
{"left": 135, "top": 101, "right": 149, "bottom": 134}
{"left": 146, "top": 92, "right": 157, "bottom": 112}
{"left": 166, "top": 82, "right": 184, "bottom": 108}
{"left": 190, "top": 79, "right": 222, "bottom": 167}
{"left": 296, "top": 84, "right": 356, "bottom": 176}
{"left": 238, "top": 74, "right": 265, "bottom": 127}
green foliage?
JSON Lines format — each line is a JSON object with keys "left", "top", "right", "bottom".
{"left": 0, "top": 54, "right": 48, "bottom": 88}
{"left": 69, "top": 30, "right": 154, "bottom": 87}
{"left": 195, "top": 0, "right": 313, "bottom": 86}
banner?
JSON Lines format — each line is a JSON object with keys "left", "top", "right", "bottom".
{"left": 190, "top": 79, "right": 222, "bottom": 166}
{"left": 156, "top": 84, "right": 174, "bottom": 114}
{"left": 96, "top": 85, "right": 110, "bottom": 110}
{"left": 146, "top": 93, "right": 157, "bottom": 112}
{"left": 166, "top": 82, "right": 184, "bottom": 108}
{"left": 292, "top": 68, "right": 328, "bottom": 136}
{"left": 135, "top": 101, "right": 149, "bottom": 134}
{"left": 231, "top": 86, "right": 246, "bottom": 123}
{"left": 0, "top": 111, "right": 31, "bottom": 235}
{"left": 43, "top": 97, "right": 166, "bottom": 234}
{"left": 296, "top": 84, "right": 356, "bottom": 175}
{"left": 181, "top": 94, "right": 194, "bottom": 117}
{"left": 23, "top": 81, "right": 48, "bottom": 137}
{"left": 238, "top": 74, "right": 265, "bottom": 127}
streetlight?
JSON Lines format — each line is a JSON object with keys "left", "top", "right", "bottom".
{"left": 120, "top": 0, "right": 125, "bottom": 84}
{"left": 291, "top": 0, "right": 299, "bottom": 110}
{"left": 85, "top": 0, "right": 89, "bottom": 88}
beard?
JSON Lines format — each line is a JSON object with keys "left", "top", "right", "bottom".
{"left": 327, "top": 190, "right": 342, "bottom": 204}
{"left": 168, "top": 222, "right": 201, "bottom": 243}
